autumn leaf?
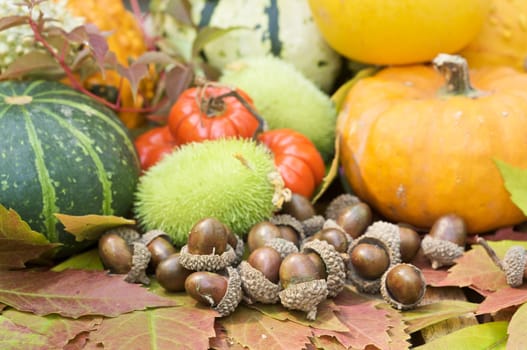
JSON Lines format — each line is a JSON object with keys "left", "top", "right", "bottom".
{"left": 376, "top": 302, "right": 413, "bottom": 350}
{"left": 413, "top": 321, "right": 508, "bottom": 350}
{"left": 220, "top": 305, "right": 313, "bottom": 350}
{"left": 495, "top": 159, "right": 527, "bottom": 215}
{"left": 477, "top": 285, "right": 527, "bottom": 315}
{"left": 507, "top": 302, "right": 527, "bottom": 350}
{"left": 209, "top": 321, "right": 247, "bottom": 350}
{"left": 51, "top": 249, "right": 104, "bottom": 272}
{"left": 86, "top": 303, "right": 216, "bottom": 350}
{"left": 0, "top": 315, "right": 50, "bottom": 350}
{"left": 0, "top": 270, "right": 176, "bottom": 318}
{"left": 0, "top": 309, "right": 101, "bottom": 349}
{"left": 402, "top": 300, "right": 478, "bottom": 333}
{"left": 0, "top": 51, "right": 63, "bottom": 80}
{"left": 249, "top": 299, "right": 349, "bottom": 332}
{"left": 54, "top": 213, "right": 135, "bottom": 242}
{"left": 0, "top": 204, "right": 59, "bottom": 270}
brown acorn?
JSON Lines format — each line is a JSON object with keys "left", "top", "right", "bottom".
{"left": 350, "top": 243, "right": 390, "bottom": 280}
{"left": 98, "top": 232, "right": 133, "bottom": 274}
{"left": 187, "top": 217, "right": 229, "bottom": 255}
{"left": 141, "top": 230, "right": 177, "bottom": 270}
{"left": 184, "top": 267, "right": 242, "bottom": 317}
{"left": 247, "top": 247, "right": 282, "bottom": 284}
{"left": 312, "top": 227, "right": 350, "bottom": 253}
{"left": 421, "top": 214, "right": 467, "bottom": 269}
{"left": 270, "top": 214, "right": 306, "bottom": 247}
{"left": 247, "top": 221, "right": 283, "bottom": 252}
{"left": 156, "top": 253, "right": 193, "bottom": 292}
{"left": 325, "top": 193, "right": 361, "bottom": 220}
{"left": 335, "top": 202, "right": 372, "bottom": 239}
{"left": 398, "top": 225, "right": 421, "bottom": 263}
{"left": 280, "top": 193, "right": 316, "bottom": 221}
{"left": 279, "top": 252, "right": 322, "bottom": 289}
{"left": 381, "top": 263, "right": 426, "bottom": 310}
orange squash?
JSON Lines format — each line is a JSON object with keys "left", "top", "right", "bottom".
{"left": 63, "top": 0, "right": 149, "bottom": 128}
{"left": 337, "top": 54, "right": 527, "bottom": 233}
{"left": 460, "top": 0, "right": 527, "bottom": 71}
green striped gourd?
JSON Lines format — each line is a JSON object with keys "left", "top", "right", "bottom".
{"left": 0, "top": 80, "right": 140, "bottom": 257}
{"left": 148, "top": 0, "right": 342, "bottom": 92}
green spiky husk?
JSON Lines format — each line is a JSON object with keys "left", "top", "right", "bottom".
{"left": 219, "top": 56, "right": 337, "bottom": 161}
{"left": 134, "top": 138, "right": 283, "bottom": 246}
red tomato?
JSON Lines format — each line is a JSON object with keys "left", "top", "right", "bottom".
{"left": 168, "top": 86, "right": 262, "bottom": 145}
{"left": 135, "top": 126, "right": 177, "bottom": 171}
{"left": 258, "top": 129, "right": 326, "bottom": 198}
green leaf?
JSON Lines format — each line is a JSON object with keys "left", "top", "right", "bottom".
{"left": 507, "top": 302, "right": 527, "bottom": 349}
{"left": 54, "top": 213, "right": 135, "bottom": 242}
{"left": 414, "top": 321, "right": 508, "bottom": 350}
{"left": 0, "top": 204, "right": 59, "bottom": 270}
{"left": 51, "top": 249, "right": 103, "bottom": 272}
{"left": 495, "top": 159, "right": 527, "bottom": 215}
{"left": 192, "top": 26, "right": 243, "bottom": 58}
{"left": 402, "top": 300, "right": 478, "bottom": 333}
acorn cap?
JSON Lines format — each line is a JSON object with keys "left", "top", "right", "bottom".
{"left": 347, "top": 235, "right": 399, "bottom": 294}
{"left": 380, "top": 263, "right": 426, "bottom": 310}
{"left": 125, "top": 241, "right": 151, "bottom": 285}
{"left": 302, "top": 215, "right": 326, "bottom": 237}
{"left": 238, "top": 261, "right": 281, "bottom": 304}
{"left": 363, "top": 221, "right": 402, "bottom": 264}
{"left": 325, "top": 194, "right": 361, "bottom": 220}
{"left": 270, "top": 214, "right": 306, "bottom": 242}
{"left": 421, "top": 235, "right": 464, "bottom": 269}
{"left": 278, "top": 279, "right": 328, "bottom": 321}
{"left": 214, "top": 266, "right": 243, "bottom": 317}
{"left": 302, "top": 239, "right": 346, "bottom": 298}
{"left": 265, "top": 237, "right": 299, "bottom": 259}
{"left": 106, "top": 226, "right": 141, "bottom": 245}
{"left": 178, "top": 244, "right": 237, "bottom": 271}
{"left": 502, "top": 246, "right": 527, "bottom": 288}
{"left": 140, "top": 229, "right": 172, "bottom": 246}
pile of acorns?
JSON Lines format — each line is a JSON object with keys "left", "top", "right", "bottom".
{"left": 97, "top": 193, "right": 471, "bottom": 320}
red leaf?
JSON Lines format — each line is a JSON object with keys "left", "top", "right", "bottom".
{"left": 433, "top": 245, "right": 508, "bottom": 292}
{"left": 0, "top": 270, "right": 176, "bottom": 318}
{"left": 86, "top": 301, "right": 216, "bottom": 350}
{"left": 477, "top": 285, "right": 527, "bottom": 315}
{"left": 220, "top": 305, "right": 313, "bottom": 350}
{"left": 0, "top": 315, "right": 49, "bottom": 349}
{"left": 117, "top": 62, "right": 149, "bottom": 103}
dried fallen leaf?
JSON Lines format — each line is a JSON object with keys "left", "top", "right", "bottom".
{"left": 0, "top": 204, "right": 59, "bottom": 270}
{"left": 0, "top": 315, "right": 49, "bottom": 350}
{"left": 209, "top": 321, "right": 247, "bottom": 350}
{"left": 402, "top": 300, "right": 478, "bottom": 333}
{"left": 54, "top": 213, "right": 135, "bottom": 242}
{"left": 0, "top": 270, "right": 175, "bottom": 318}
{"left": 477, "top": 285, "right": 527, "bottom": 315}
{"left": 220, "top": 305, "right": 313, "bottom": 350}
{"left": 1, "top": 309, "right": 101, "bottom": 349}
{"left": 51, "top": 249, "right": 104, "bottom": 272}
{"left": 506, "top": 302, "right": 527, "bottom": 350}
{"left": 413, "top": 321, "right": 508, "bottom": 350}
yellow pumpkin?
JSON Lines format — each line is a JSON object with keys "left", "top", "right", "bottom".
{"left": 307, "top": 0, "right": 491, "bottom": 65}
{"left": 63, "top": 0, "right": 149, "bottom": 128}
{"left": 460, "top": 0, "right": 527, "bottom": 71}
{"left": 337, "top": 54, "right": 527, "bottom": 233}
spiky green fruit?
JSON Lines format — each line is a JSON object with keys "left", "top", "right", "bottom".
{"left": 134, "top": 138, "right": 289, "bottom": 246}
{"left": 219, "top": 56, "right": 337, "bottom": 161}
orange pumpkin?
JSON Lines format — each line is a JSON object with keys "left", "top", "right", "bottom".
{"left": 338, "top": 54, "right": 527, "bottom": 234}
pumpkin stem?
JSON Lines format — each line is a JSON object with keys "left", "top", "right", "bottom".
{"left": 432, "top": 53, "right": 484, "bottom": 98}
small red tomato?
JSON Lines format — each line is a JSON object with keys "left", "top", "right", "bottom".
{"left": 135, "top": 126, "right": 177, "bottom": 171}
{"left": 258, "top": 129, "right": 326, "bottom": 198}
{"left": 168, "top": 85, "right": 262, "bottom": 145}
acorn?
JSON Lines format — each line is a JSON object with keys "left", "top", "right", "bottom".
{"left": 156, "top": 253, "right": 193, "bottom": 292}
{"left": 302, "top": 239, "right": 347, "bottom": 297}
{"left": 280, "top": 193, "right": 316, "bottom": 221}
{"left": 310, "top": 227, "right": 350, "bottom": 253}
{"left": 187, "top": 217, "right": 229, "bottom": 255}
{"left": 125, "top": 241, "right": 152, "bottom": 285}
{"left": 184, "top": 267, "right": 243, "bottom": 317}
{"left": 335, "top": 202, "right": 372, "bottom": 239}
{"left": 227, "top": 231, "right": 245, "bottom": 266}
{"left": 178, "top": 217, "right": 237, "bottom": 271}
{"left": 279, "top": 252, "right": 323, "bottom": 288}
{"left": 421, "top": 214, "right": 467, "bottom": 269}
{"left": 478, "top": 237, "right": 527, "bottom": 288}
{"left": 347, "top": 230, "right": 399, "bottom": 294}
{"left": 270, "top": 214, "right": 306, "bottom": 247}
{"left": 398, "top": 225, "right": 421, "bottom": 263}
{"left": 278, "top": 279, "right": 328, "bottom": 321}
{"left": 265, "top": 237, "right": 299, "bottom": 259}
{"left": 247, "top": 221, "right": 283, "bottom": 252}
{"left": 362, "top": 221, "right": 402, "bottom": 264}
{"left": 324, "top": 193, "right": 361, "bottom": 220}
{"left": 380, "top": 263, "right": 426, "bottom": 310}
{"left": 141, "top": 229, "right": 177, "bottom": 270}
{"left": 238, "top": 246, "right": 282, "bottom": 304}
{"left": 305, "top": 251, "right": 328, "bottom": 281}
